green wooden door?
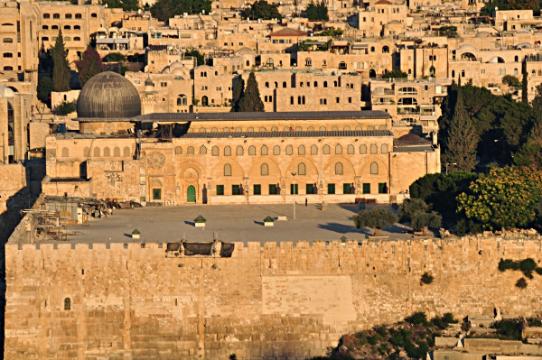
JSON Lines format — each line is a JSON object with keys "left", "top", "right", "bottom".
{"left": 187, "top": 185, "right": 196, "bottom": 203}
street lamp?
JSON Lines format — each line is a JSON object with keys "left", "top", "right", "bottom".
{"left": 291, "top": 172, "right": 297, "bottom": 220}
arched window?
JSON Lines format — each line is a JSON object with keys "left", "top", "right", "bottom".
{"left": 297, "top": 162, "right": 306, "bottom": 175}
{"left": 360, "top": 144, "right": 367, "bottom": 154}
{"left": 285, "top": 145, "right": 293, "bottom": 155}
{"left": 236, "top": 145, "right": 244, "bottom": 156}
{"left": 175, "top": 146, "right": 182, "bottom": 155}
{"left": 61, "top": 147, "right": 69, "bottom": 157}
{"left": 323, "top": 81, "right": 328, "bottom": 88}
{"left": 248, "top": 145, "right": 256, "bottom": 155}
{"left": 305, "top": 58, "right": 312, "bottom": 67}
{"left": 64, "top": 297, "right": 71, "bottom": 311}
{"left": 298, "top": 145, "right": 305, "bottom": 155}
{"left": 370, "top": 162, "right": 379, "bottom": 175}
{"left": 370, "top": 144, "right": 378, "bottom": 154}
{"left": 124, "top": 146, "right": 131, "bottom": 157}
{"left": 211, "top": 146, "right": 219, "bottom": 156}
{"left": 3, "top": 52, "right": 13, "bottom": 58}
{"left": 261, "top": 145, "right": 268, "bottom": 155}
{"left": 224, "top": 146, "right": 232, "bottom": 156}
{"left": 335, "top": 144, "right": 343, "bottom": 154}
{"left": 323, "top": 145, "right": 330, "bottom": 154}
{"left": 93, "top": 147, "right": 101, "bottom": 157}
{"left": 113, "top": 147, "right": 121, "bottom": 157}
{"left": 201, "top": 96, "right": 209, "bottom": 106}
{"left": 84, "top": 147, "right": 90, "bottom": 157}
{"left": 335, "top": 162, "right": 344, "bottom": 175}
{"left": 224, "top": 164, "right": 232, "bottom": 176}
{"left": 381, "top": 144, "right": 389, "bottom": 154}
{"left": 382, "top": 45, "right": 390, "bottom": 53}
{"left": 347, "top": 144, "right": 355, "bottom": 154}
{"left": 260, "top": 163, "right": 269, "bottom": 176}
{"left": 310, "top": 145, "right": 318, "bottom": 155}
{"left": 177, "top": 94, "right": 187, "bottom": 106}
{"left": 338, "top": 61, "right": 347, "bottom": 70}
{"left": 199, "top": 145, "right": 207, "bottom": 155}
{"left": 187, "top": 146, "right": 194, "bottom": 155}
{"left": 273, "top": 145, "right": 280, "bottom": 155}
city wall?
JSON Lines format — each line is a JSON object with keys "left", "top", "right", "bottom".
{"left": 5, "top": 234, "right": 542, "bottom": 360}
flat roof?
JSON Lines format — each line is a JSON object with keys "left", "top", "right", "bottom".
{"left": 183, "top": 129, "right": 393, "bottom": 138}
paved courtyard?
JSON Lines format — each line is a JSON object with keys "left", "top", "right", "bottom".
{"left": 66, "top": 203, "right": 384, "bottom": 243}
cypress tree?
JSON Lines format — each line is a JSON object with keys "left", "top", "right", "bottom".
{"left": 51, "top": 31, "right": 71, "bottom": 92}
{"left": 238, "top": 72, "right": 264, "bottom": 112}
{"left": 231, "top": 75, "right": 245, "bottom": 112}
{"left": 445, "top": 89, "right": 478, "bottom": 172}
{"left": 76, "top": 45, "right": 103, "bottom": 87}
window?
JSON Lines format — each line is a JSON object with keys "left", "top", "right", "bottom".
{"left": 297, "top": 162, "right": 306, "bottom": 175}
{"left": 363, "top": 183, "right": 371, "bottom": 194}
{"left": 310, "top": 145, "right": 318, "bottom": 155}
{"left": 360, "top": 144, "right": 367, "bottom": 154}
{"left": 286, "top": 145, "right": 293, "bottom": 155}
{"left": 335, "top": 144, "right": 343, "bottom": 154}
{"left": 327, "top": 183, "right": 336, "bottom": 194}
{"left": 232, "top": 185, "right": 243, "bottom": 195}
{"left": 378, "top": 183, "right": 388, "bottom": 194}
{"left": 74, "top": 25, "right": 81, "bottom": 30}
{"left": 152, "top": 188, "right": 162, "bottom": 200}
{"left": 175, "top": 146, "right": 182, "bottom": 155}
{"left": 370, "top": 162, "right": 379, "bottom": 175}
{"left": 290, "top": 183, "right": 298, "bottom": 195}
{"left": 298, "top": 145, "right": 305, "bottom": 155}
{"left": 381, "top": 144, "right": 389, "bottom": 154}
{"left": 260, "top": 163, "right": 269, "bottom": 176}
{"left": 253, "top": 184, "right": 261, "bottom": 195}
{"left": 248, "top": 145, "right": 256, "bottom": 155}
{"left": 335, "top": 162, "right": 344, "bottom": 175}
{"left": 187, "top": 146, "right": 194, "bottom": 155}
{"left": 199, "top": 145, "right": 207, "bottom": 155}
{"left": 3, "top": 53, "right": 13, "bottom": 58}
{"left": 261, "top": 145, "right": 268, "bottom": 155}
{"left": 216, "top": 185, "right": 224, "bottom": 195}
{"left": 273, "top": 145, "right": 280, "bottom": 155}
{"left": 64, "top": 297, "right": 71, "bottom": 311}
{"left": 224, "top": 146, "right": 232, "bottom": 156}
{"left": 343, "top": 183, "right": 354, "bottom": 194}
{"left": 177, "top": 94, "right": 188, "bottom": 106}
{"left": 75, "top": 13, "right": 82, "bottom": 19}
{"left": 269, "top": 184, "right": 280, "bottom": 195}
{"left": 347, "top": 144, "right": 355, "bottom": 154}
{"left": 93, "top": 147, "right": 101, "bottom": 157}
{"left": 320, "top": 98, "right": 327, "bottom": 105}
{"left": 65, "top": 13, "right": 72, "bottom": 19}
{"left": 306, "top": 184, "right": 317, "bottom": 194}
{"left": 370, "top": 144, "right": 378, "bottom": 154}
{"left": 323, "top": 145, "right": 330, "bottom": 154}
{"left": 224, "top": 164, "right": 232, "bottom": 176}
{"left": 211, "top": 146, "right": 219, "bottom": 156}
{"left": 305, "top": 58, "right": 312, "bottom": 67}
{"left": 236, "top": 145, "right": 244, "bottom": 156}
{"left": 113, "top": 147, "right": 120, "bottom": 157}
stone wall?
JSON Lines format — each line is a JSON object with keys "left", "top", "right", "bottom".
{"left": 5, "top": 234, "right": 542, "bottom": 359}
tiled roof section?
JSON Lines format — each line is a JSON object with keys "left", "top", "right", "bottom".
{"left": 394, "top": 133, "right": 431, "bottom": 146}
{"left": 269, "top": 28, "right": 307, "bottom": 37}
{"left": 136, "top": 110, "right": 391, "bottom": 122}
{"left": 183, "top": 130, "right": 392, "bottom": 138}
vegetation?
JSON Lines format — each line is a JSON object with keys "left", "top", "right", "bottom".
{"left": 381, "top": 69, "right": 408, "bottom": 79}
{"left": 263, "top": 216, "right": 274, "bottom": 223}
{"left": 103, "top": 52, "right": 126, "bottom": 62}
{"left": 498, "top": 258, "right": 542, "bottom": 288}
{"left": 194, "top": 215, "right": 206, "bottom": 223}
{"left": 37, "top": 48, "right": 54, "bottom": 106}
{"left": 353, "top": 208, "right": 398, "bottom": 232}
{"left": 297, "top": 40, "right": 330, "bottom": 51}
{"left": 76, "top": 45, "right": 103, "bottom": 87}
{"left": 184, "top": 48, "right": 205, "bottom": 66}
{"left": 51, "top": 31, "right": 71, "bottom": 92}
{"left": 400, "top": 198, "right": 442, "bottom": 232}
{"left": 315, "top": 27, "right": 343, "bottom": 36}
{"left": 102, "top": 0, "right": 139, "bottom": 11}
{"left": 492, "top": 319, "right": 524, "bottom": 339}
{"left": 437, "top": 25, "right": 458, "bottom": 38}
{"left": 420, "top": 272, "right": 434, "bottom": 285}
{"left": 52, "top": 101, "right": 76, "bottom": 115}
{"left": 231, "top": 75, "right": 244, "bottom": 112}
{"left": 237, "top": 72, "right": 264, "bottom": 112}
{"left": 457, "top": 167, "right": 542, "bottom": 230}
{"left": 240, "top": 0, "right": 282, "bottom": 20}
{"left": 502, "top": 75, "right": 521, "bottom": 89}
{"left": 481, "top": 0, "right": 541, "bottom": 16}
{"left": 151, "top": 0, "right": 211, "bottom": 22}
{"left": 304, "top": 2, "right": 329, "bottom": 21}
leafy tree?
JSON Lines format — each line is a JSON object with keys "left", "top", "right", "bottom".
{"left": 184, "top": 48, "right": 204, "bottom": 66}
{"left": 151, "top": 0, "right": 212, "bottom": 22}
{"left": 103, "top": 52, "right": 126, "bottom": 62}
{"left": 304, "top": 1, "right": 329, "bottom": 21}
{"left": 400, "top": 198, "right": 442, "bottom": 232}
{"left": 52, "top": 101, "right": 77, "bottom": 115}
{"left": 37, "top": 48, "right": 54, "bottom": 105}
{"left": 457, "top": 166, "right": 542, "bottom": 230}
{"left": 481, "top": 0, "right": 540, "bottom": 16}
{"left": 514, "top": 120, "right": 542, "bottom": 169}
{"left": 237, "top": 72, "right": 264, "bottom": 112}
{"left": 231, "top": 75, "right": 244, "bottom": 112}
{"left": 382, "top": 69, "right": 408, "bottom": 79}
{"left": 444, "top": 88, "right": 478, "bottom": 172}
{"left": 102, "top": 0, "right": 139, "bottom": 11}
{"left": 502, "top": 75, "right": 521, "bottom": 89}
{"left": 353, "top": 208, "right": 397, "bottom": 231}
{"left": 240, "top": 0, "right": 282, "bottom": 20}
{"left": 76, "top": 45, "right": 103, "bottom": 87}
{"left": 51, "top": 31, "right": 71, "bottom": 92}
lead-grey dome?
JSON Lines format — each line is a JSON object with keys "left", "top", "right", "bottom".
{"left": 77, "top": 71, "right": 141, "bottom": 119}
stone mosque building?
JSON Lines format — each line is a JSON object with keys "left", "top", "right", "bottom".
{"left": 42, "top": 71, "right": 440, "bottom": 205}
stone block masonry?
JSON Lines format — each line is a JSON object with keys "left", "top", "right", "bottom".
{"left": 4, "top": 235, "right": 542, "bottom": 359}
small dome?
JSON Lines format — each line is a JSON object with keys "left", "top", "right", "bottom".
{"left": 77, "top": 71, "right": 141, "bottom": 119}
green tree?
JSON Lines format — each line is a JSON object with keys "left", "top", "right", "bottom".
{"left": 37, "top": 48, "right": 54, "bottom": 105}
{"left": 381, "top": 69, "right": 408, "bottom": 79}
{"left": 305, "top": 1, "right": 329, "bottom": 21}
{"left": 502, "top": 75, "right": 521, "bottom": 89}
{"left": 514, "top": 120, "right": 542, "bottom": 169}
{"left": 184, "top": 48, "right": 204, "bottom": 66}
{"left": 151, "top": 0, "right": 212, "bottom": 22}
{"left": 400, "top": 198, "right": 442, "bottom": 232}
{"left": 457, "top": 166, "right": 542, "bottom": 230}
{"left": 240, "top": 0, "right": 282, "bottom": 20}
{"left": 51, "top": 31, "right": 71, "bottom": 92}
{"left": 231, "top": 75, "right": 244, "bottom": 112}
{"left": 237, "top": 72, "right": 264, "bottom": 112}
{"left": 76, "top": 45, "right": 103, "bottom": 87}
{"left": 102, "top": 0, "right": 139, "bottom": 11}
{"left": 353, "top": 208, "right": 398, "bottom": 232}
{"left": 444, "top": 88, "right": 478, "bottom": 172}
